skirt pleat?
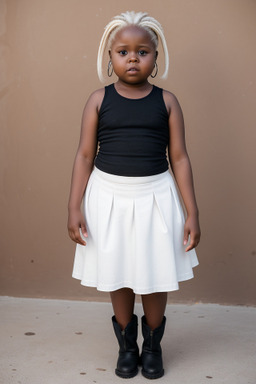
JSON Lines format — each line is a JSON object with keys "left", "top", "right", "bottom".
{"left": 72, "top": 167, "right": 199, "bottom": 294}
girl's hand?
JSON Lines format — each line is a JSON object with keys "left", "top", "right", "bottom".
{"left": 183, "top": 215, "right": 201, "bottom": 252}
{"left": 68, "top": 209, "right": 88, "bottom": 246}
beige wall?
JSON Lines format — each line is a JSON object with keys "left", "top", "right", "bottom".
{"left": 1, "top": 0, "right": 255, "bottom": 305}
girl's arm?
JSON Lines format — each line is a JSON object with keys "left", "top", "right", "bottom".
{"left": 163, "top": 90, "right": 201, "bottom": 252}
{"left": 67, "top": 88, "right": 104, "bottom": 245}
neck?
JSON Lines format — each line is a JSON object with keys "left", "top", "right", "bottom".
{"left": 115, "top": 80, "right": 152, "bottom": 94}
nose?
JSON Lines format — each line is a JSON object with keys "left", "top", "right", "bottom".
{"left": 128, "top": 53, "right": 139, "bottom": 62}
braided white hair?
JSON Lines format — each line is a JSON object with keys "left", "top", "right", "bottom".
{"left": 97, "top": 11, "right": 169, "bottom": 82}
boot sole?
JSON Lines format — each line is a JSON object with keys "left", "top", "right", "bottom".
{"left": 141, "top": 368, "right": 164, "bottom": 380}
{"left": 115, "top": 367, "right": 139, "bottom": 379}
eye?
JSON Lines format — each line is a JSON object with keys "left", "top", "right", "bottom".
{"left": 119, "top": 50, "right": 128, "bottom": 56}
{"left": 138, "top": 50, "right": 147, "bottom": 56}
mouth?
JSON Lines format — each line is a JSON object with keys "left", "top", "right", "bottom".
{"left": 127, "top": 67, "right": 139, "bottom": 72}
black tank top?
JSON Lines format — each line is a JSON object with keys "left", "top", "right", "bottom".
{"left": 94, "top": 84, "right": 169, "bottom": 176}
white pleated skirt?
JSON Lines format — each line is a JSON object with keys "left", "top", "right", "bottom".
{"left": 72, "top": 167, "right": 199, "bottom": 294}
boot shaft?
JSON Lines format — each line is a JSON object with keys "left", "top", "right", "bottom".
{"left": 141, "top": 315, "right": 166, "bottom": 352}
{"left": 112, "top": 314, "right": 139, "bottom": 353}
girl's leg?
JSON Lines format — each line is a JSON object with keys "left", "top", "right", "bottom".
{"left": 110, "top": 288, "right": 136, "bottom": 329}
{"left": 110, "top": 288, "right": 139, "bottom": 378}
{"left": 141, "top": 292, "right": 167, "bottom": 329}
{"left": 140, "top": 292, "right": 168, "bottom": 379}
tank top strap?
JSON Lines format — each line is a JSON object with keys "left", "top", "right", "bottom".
{"left": 105, "top": 83, "right": 116, "bottom": 97}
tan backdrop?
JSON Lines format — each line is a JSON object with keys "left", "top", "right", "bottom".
{"left": 1, "top": 0, "right": 255, "bottom": 305}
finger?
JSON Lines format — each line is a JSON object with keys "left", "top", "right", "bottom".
{"left": 183, "top": 227, "right": 189, "bottom": 246}
{"left": 185, "top": 241, "right": 196, "bottom": 252}
{"left": 185, "top": 243, "right": 194, "bottom": 252}
{"left": 185, "top": 234, "right": 199, "bottom": 252}
{"left": 69, "top": 228, "right": 87, "bottom": 246}
{"left": 80, "top": 222, "right": 88, "bottom": 238}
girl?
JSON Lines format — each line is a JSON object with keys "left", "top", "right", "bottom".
{"left": 68, "top": 11, "right": 200, "bottom": 380}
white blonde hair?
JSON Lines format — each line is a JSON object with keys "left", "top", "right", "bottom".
{"left": 97, "top": 11, "right": 169, "bottom": 82}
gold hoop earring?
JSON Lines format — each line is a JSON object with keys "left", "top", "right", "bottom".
{"left": 108, "top": 60, "right": 113, "bottom": 77}
{"left": 150, "top": 62, "right": 158, "bottom": 78}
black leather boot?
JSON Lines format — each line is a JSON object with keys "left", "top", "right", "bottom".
{"left": 141, "top": 315, "right": 166, "bottom": 379}
{"left": 112, "top": 314, "right": 140, "bottom": 378}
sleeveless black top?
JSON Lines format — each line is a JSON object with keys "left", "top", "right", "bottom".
{"left": 94, "top": 84, "right": 169, "bottom": 177}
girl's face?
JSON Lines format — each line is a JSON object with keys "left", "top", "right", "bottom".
{"left": 109, "top": 26, "right": 157, "bottom": 85}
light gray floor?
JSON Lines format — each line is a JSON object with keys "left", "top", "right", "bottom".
{"left": 1, "top": 297, "right": 255, "bottom": 384}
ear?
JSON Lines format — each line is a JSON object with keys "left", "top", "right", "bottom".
{"left": 109, "top": 50, "right": 112, "bottom": 60}
{"left": 155, "top": 51, "right": 158, "bottom": 60}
